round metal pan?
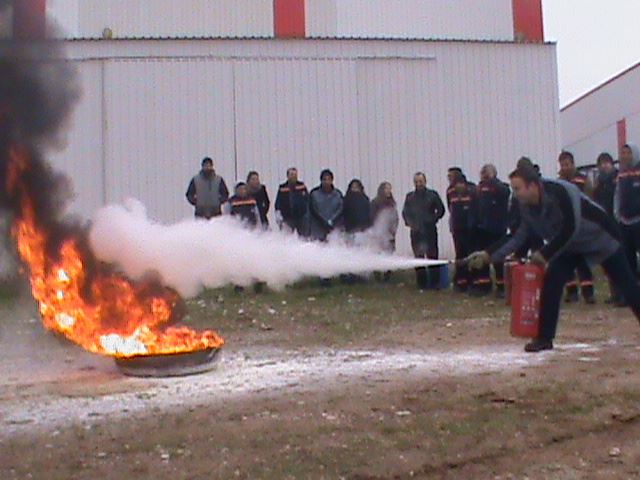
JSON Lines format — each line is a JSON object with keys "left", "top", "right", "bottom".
{"left": 114, "top": 347, "right": 221, "bottom": 378}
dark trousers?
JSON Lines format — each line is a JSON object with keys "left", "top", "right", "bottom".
{"left": 539, "top": 248, "right": 640, "bottom": 340}
{"left": 621, "top": 222, "right": 640, "bottom": 278}
{"left": 476, "top": 229, "right": 505, "bottom": 292}
{"left": 565, "top": 256, "right": 594, "bottom": 299}
{"left": 283, "top": 216, "right": 307, "bottom": 237}
{"left": 452, "top": 229, "right": 473, "bottom": 291}
{"left": 411, "top": 229, "right": 439, "bottom": 289}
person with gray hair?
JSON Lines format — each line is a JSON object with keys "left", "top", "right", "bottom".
{"left": 474, "top": 163, "right": 511, "bottom": 297}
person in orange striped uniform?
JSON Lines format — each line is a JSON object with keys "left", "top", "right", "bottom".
{"left": 475, "top": 164, "right": 511, "bottom": 298}
{"left": 446, "top": 168, "right": 478, "bottom": 293}
{"left": 558, "top": 151, "right": 596, "bottom": 304}
{"left": 225, "top": 182, "right": 262, "bottom": 229}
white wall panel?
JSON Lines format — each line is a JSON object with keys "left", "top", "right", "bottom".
{"left": 75, "top": 0, "right": 273, "bottom": 39}
{"left": 564, "top": 124, "right": 618, "bottom": 168}
{"left": 48, "top": 61, "right": 104, "bottom": 218}
{"left": 307, "top": 0, "right": 515, "bottom": 41}
{"left": 561, "top": 64, "right": 640, "bottom": 151}
{"left": 103, "top": 58, "right": 236, "bottom": 222}
{"left": 234, "top": 59, "right": 360, "bottom": 201}
{"left": 57, "top": 39, "right": 559, "bottom": 258}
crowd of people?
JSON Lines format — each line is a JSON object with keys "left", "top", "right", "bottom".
{"left": 185, "top": 144, "right": 640, "bottom": 309}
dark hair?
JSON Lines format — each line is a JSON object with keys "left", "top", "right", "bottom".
{"left": 246, "top": 170, "right": 259, "bottom": 182}
{"left": 509, "top": 165, "right": 540, "bottom": 185}
{"left": 517, "top": 156, "right": 533, "bottom": 169}
{"left": 286, "top": 167, "right": 297, "bottom": 176}
{"left": 347, "top": 178, "right": 364, "bottom": 192}
{"left": 596, "top": 152, "right": 614, "bottom": 165}
{"left": 201, "top": 157, "right": 213, "bottom": 167}
{"left": 558, "top": 151, "right": 574, "bottom": 163}
{"left": 414, "top": 171, "right": 427, "bottom": 181}
{"left": 320, "top": 169, "right": 334, "bottom": 181}
{"left": 448, "top": 167, "right": 463, "bottom": 174}
{"left": 235, "top": 181, "right": 246, "bottom": 190}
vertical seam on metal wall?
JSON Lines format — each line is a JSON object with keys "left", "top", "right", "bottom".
{"left": 101, "top": 60, "right": 108, "bottom": 205}
{"left": 232, "top": 61, "right": 239, "bottom": 182}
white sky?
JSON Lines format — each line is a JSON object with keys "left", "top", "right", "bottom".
{"left": 543, "top": 0, "right": 640, "bottom": 107}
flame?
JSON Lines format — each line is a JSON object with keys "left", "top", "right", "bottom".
{"left": 6, "top": 145, "right": 224, "bottom": 358}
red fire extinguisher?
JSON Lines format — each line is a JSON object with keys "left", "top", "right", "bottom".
{"left": 509, "top": 263, "right": 544, "bottom": 338}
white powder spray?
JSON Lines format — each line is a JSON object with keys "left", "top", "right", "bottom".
{"left": 89, "top": 199, "right": 445, "bottom": 297}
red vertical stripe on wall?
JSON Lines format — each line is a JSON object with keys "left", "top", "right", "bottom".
{"left": 512, "top": 0, "right": 544, "bottom": 42}
{"left": 13, "top": 0, "right": 47, "bottom": 39}
{"left": 617, "top": 119, "right": 627, "bottom": 152}
{"left": 274, "top": 0, "right": 305, "bottom": 38}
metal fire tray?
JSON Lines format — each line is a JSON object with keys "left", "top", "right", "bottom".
{"left": 114, "top": 347, "right": 221, "bottom": 378}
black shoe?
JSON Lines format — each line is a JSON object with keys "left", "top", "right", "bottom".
{"left": 584, "top": 296, "right": 596, "bottom": 305}
{"left": 495, "top": 288, "right": 505, "bottom": 300}
{"left": 524, "top": 338, "right": 554, "bottom": 353}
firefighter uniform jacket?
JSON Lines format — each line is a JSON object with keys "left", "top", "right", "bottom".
{"left": 476, "top": 178, "right": 510, "bottom": 235}
{"left": 275, "top": 181, "right": 309, "bottom": 222}
{"left": 227, "top": 195, "right": 261, "bottom": 227}
{"left": 446, "top": 183, "right": 477, "bottom": 232}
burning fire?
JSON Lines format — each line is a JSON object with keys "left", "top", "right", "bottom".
{"left": 6, "top": 145, "right": 224, "bottom": 358}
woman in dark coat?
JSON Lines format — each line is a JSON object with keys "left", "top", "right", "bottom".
{"left": 343, "top": 179, "right": 372, "bottom": 234}
{"left": 341, "top": 179, "right": 371, "bottom": 284}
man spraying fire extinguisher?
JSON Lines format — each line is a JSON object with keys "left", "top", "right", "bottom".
{"left": 466, "top": 165, "right": 640, "bottom": 353}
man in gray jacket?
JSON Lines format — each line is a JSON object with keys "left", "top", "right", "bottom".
{"left": 186, "top": 157, "right": 229, "bottom": 219}
{"left": 309, "top": 169, "right": 343, "bottom": 242}
{"left": 468, "top": 165, "right": 640, "bottom": 352}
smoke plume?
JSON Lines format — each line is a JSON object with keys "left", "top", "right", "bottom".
{"left": 89, "top": 199, "right": 444, "bottom": 297}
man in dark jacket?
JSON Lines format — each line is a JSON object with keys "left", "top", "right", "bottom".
{"left": 594, "top": 153, "right": 621, "bottom": 304}
{"left": 475, "top": 164, "right": 510, "bottom": 297}
{"left": 446, "top": 170, "right": 476, "bottom": 293}
{"left": 186, "top": 157, "right": 229, "bottom": 219}
{"left": 614, "top": 143, "right": 640, "bottom": 278}
{"left": 593, "top": 153, "right": 617, "bottom": 217}
{"left": 508, "top": 157, "right": 543, "bottom": 258}
{"left": 558, "top": 151, "right": 595, "bottom": 303}
{"left": 468, "top": 165, "right": 640, "bottom": 353}
{"left": 309, "top": 169, "right": 343, "bottom": 242}
{"left": 403, "top": 172, "right": 446, "bottom": 290}
{"left": 247, "top": 171, "right": 270, "bottom": 229}
{"left": 275, "top": 167, "right": 309, "bottom": 236}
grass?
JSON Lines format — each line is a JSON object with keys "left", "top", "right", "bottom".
{"left": 183, "top": 270, "right": 514, "bottom": 347}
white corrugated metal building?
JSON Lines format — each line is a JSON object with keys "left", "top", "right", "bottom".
{"left": 10, "top": 0, "right": 560, "bottom": 257}
{"left": 561, "top": 61, "right": 640, "bottom": 167}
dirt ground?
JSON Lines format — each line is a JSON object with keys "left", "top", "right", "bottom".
{"left": 1, "top": 272, "right": 640, "bottom": 479}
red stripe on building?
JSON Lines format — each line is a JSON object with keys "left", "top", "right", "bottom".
{"left": 13, "top": 0, "right": 47, "bottom": 39}
{"left": 273, "top": 0, "right": 305, "bottom": 38}
{"left": 512, "top": 0, "right": 544, "bottom": 43}
{"left": 617, "top": 119, "right": 627, "bottom": 151}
